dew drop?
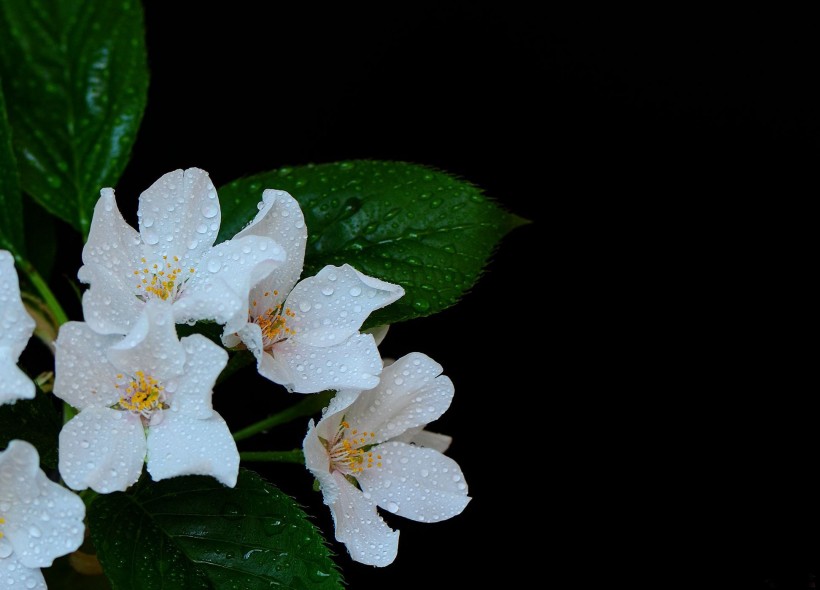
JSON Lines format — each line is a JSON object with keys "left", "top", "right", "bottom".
{"left": 201, "top": 203, "right": 219, "bottom": 218}
{"left": 386, "top": 502, "right": 399, "bottom": 513}
{"left": 299, "top": 301, "right": 312, "bottom": 312}
{"left": 207, "top": 259, "right": 222, "bottom": 273}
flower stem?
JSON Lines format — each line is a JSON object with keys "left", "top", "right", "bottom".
{"left": 240, "top": 450, "right": 304, "bottom": 464}
{"left": 14, "top": 254, "right": 69, "bottom": 326}
{"left": 232, "top": 390, "right": 333, "bottom": 442}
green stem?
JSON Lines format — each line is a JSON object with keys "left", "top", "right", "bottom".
{"left": 14, "top": 254, "right": 69, "bottom": 326}
{"left": 240, "top": 450, "right": 304, "bottom": 464}
{"left": 232, "top": 390, "right": 334, "bottom": 442}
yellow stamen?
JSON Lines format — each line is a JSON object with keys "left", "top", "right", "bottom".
{"left": 326, "top": 419, "right": 379, "bottom": 475}
{"left": 117, "top": 370, "right": 165, "bottom": 417}
{"left": 133, "top": 258, "right": 191, "bottom": 301}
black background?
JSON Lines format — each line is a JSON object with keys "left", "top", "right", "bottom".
{"left": 59, "top": 4, "right": 818, "bottom": 588}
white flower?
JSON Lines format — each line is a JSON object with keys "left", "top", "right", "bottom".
{"left": 54, "top": 300, "right": 239, "bottom": 493}
{"left": 78, "top": 168, "right": 287, "bottom": 335}
{"left": 303, "top": 353, "right": 470, "bottom": 567}
{"left": 0, "top": 250, "right": 36, "bottom": 406}
{"left": 223, "top": 189, "right": 404, "bottom": 393}
{"left": 0, "top": 440, "right": 85, "bottom": 589}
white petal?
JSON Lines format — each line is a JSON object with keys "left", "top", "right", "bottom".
{"left": 54, "top": 322, "right": 121, "bottom": 410}
{"left": 0, "top": 439, "right": 40, "bottom": 498}
{"left": 0, "top": 250, "right": 36, "bottom": 357}
{"left": 232, "top": 321, "right": 264, "bottom": 360}
{"left": 364, "top": 324, "right": 389, "bottom": 347}
{"left": 329, "top": 471, "right": 398, "bottom": 567}
{"left": 358, "top": 441, "right": 470, "bottom": 524}
{"left": 78, "top": 189, "right": 145, "bottom": 334}
{"left": 286, "top": 265, "right": 404, "bottom": 348}
{"left": 267, "top": 334, "right": 382, "bottom": 394}
{"left": 79, "top": 263, "right": 146, "bottom": 335}
{"left": 237, "top": 189, "right": 307, "bottom": 310}
{"left": 172, "top": 335, "right": 227, "bottom": 419}
{"left": 5, "top": 476, "right": 85, "bottom": 568}
{"left": 0, "top": 552, "right": 46, "bottom": 590}
{"left": 137, "top": 168, "right": 220, "bottom": 265}
{"left": 303, "top": 419, "right": 338, "bottom": 499}
{"left": 58, "top": 408, "right": 146, "bottom": 493}
{"left": 147, "top": 411, "right": 238, "bottom": 487}
{"left": 256, "top": 348, "right": 293, "bottom": 388}
{"left": 107, "top": 300, "right": 186, "bottom": 382}
{"left": 325, "top": 389, "right": 361, "bottom": 417}
{"left": 393, "top": 428, "right": 453, "bottom": 453}
{"left": 0, "top": 441, "right": 84, "bottom": 570}
{"left": 344, "top": 353, "right": 454, "bottom": 444}
{"left": 0, "top": 350, "right": 35, "bottom": 405}
{"left": 221, "top": 330, "right": 243, "bottom": 349}
{"left": 194, "top": 234, "right": 286, "bottom": 333}
{"left": 171, "top": 276, "right": 243, "bottom": 328}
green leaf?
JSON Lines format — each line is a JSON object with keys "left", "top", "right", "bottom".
{"left": 0, "top": 0, "right": 149, "bottom": 237}
{"left": 218, "top": 160, "right": 526, "bottom": 326}
{"left": 89, "top": 469, "right": 342, "bottom": 590}
{"left": 0, "top": 386, "right": 61, "bottom": 470}
{"left": 0, "top": 79, "right": 25, "bottom": 256}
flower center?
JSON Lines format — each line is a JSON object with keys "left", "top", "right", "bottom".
{"left": 325, "top": 419, "right": 381, "bottom": 475}
{"left": 133, "top": 255, "right": 195, "bottom": 302}
{"left": 115, "top": 371, "right": 167, "bottom": 418}
{"left": 250, "top": 291, "right": 296, "bottom": 350}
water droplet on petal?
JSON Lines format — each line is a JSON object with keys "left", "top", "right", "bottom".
{"left": 207, "top": 259, "right": 221, "bottom": 273}
{"left": 201, "top": 203, "right": 219, "bottom": 218}
{"left": 386, "top": 502, "right": 399, "bottom": 513}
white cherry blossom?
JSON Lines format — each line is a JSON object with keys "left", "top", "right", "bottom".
{"left": 54, "top": 300, "right": 238, "bottom": 493}
{"left": 304, "top": 353, "right": 470, "bottom": 566}
{"left": 0, "top": 440, "right": 85, "bottom": 589}
{"left": 0, "top": 250, "right": 36, "bottom": 406}
{"left": 78, "top": 168, "right": 286, "bottom": 335}
{"left": 223, "top": 189, "right": 404, "bottom": 393}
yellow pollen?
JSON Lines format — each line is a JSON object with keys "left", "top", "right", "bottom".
{"left": 134, "top": 258, "right": 191, "bottom": 301}
{"left": 117, "top": 370, "right": 165, "bottom": 416}
{"left": 0, "top": 516, "right": 5, "bottom": 539}
{"left": 254, "top": 303, "right": 296, "bottom": 347}
{"left": 326, "top": 419, "right": 379, "bottom": 475}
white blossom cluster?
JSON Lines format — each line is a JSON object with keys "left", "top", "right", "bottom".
{"left": 1, "top": 168, "right": 470, "bottom": 576}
